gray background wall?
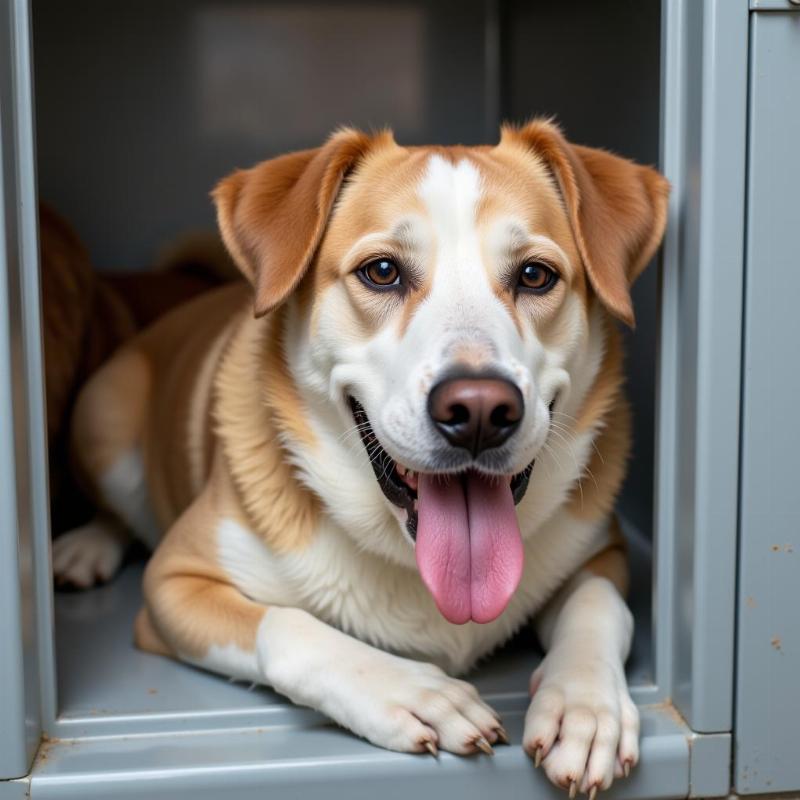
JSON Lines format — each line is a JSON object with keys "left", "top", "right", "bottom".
{"left": 32, "top": 0, "right": 660, "bottom": 535}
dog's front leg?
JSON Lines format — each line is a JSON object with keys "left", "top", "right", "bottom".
{"left": 138, "top": 488, "right": 504, "bottom": 757}
{"left": 523, "top": 520, "right": 638, "bottom": 796}
{"left": 260, "top": 606, "right": 505, "bottom": 755}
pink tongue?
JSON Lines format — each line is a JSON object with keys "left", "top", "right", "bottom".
{"left": 415, "top": 472, "right": 524, "bottom": 624}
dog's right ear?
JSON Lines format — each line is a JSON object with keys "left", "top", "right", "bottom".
{"left": 213, "top": 128, "right": 385, "bottom": 316}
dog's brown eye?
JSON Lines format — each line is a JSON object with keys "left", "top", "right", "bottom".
{"left": 359, "top": 259, "right": 401, "bottom": 289}
{"left": 518, "top": 262, "right": 557, "bottom": 293}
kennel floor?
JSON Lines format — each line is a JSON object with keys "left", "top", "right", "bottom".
{"left": 30, "top": 527, "right": 694, "bottom": 800}
{"left": 52, "top": 522, "right": 655, "bottom": 738}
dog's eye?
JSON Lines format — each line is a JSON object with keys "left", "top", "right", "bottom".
{"left": 518, "top": 262, "right": 558, "bottom": 294}
{"left": 359, "top": 259, "right": 401, "bottom": 289}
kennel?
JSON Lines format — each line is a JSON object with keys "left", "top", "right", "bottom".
{"left": 1, "top": 0, "right": 798, "bottom": 797}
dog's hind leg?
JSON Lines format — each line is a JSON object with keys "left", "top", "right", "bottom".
{"left": 56, "top": 346, "right": 157, "bottom": 588}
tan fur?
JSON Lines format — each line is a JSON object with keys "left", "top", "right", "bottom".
{"left": 139, "top": 455, "right": 267, "bottom": 658}
{"left": 566, "top": 323, "right": 632, "bottom": 521}
{"left": 71, "top": 347, "right": 151, "bottom": 484}
{"left": 311, "top": 143, "right": 431, "bottom": 339}
{"left": 133, "top": 606, "right": 173, "bottom": 657}
{"left": 502, "top": 121, "right": 670, "bottom": 327}
{"left": 214, "top": 307, "right": 320, "bottom": 552}
{"left": 569, "top": 398, "right": 632, "bottom": 523}
{"left": 186, "top": 326, "right": 232, "bottom": 495}
{"left": 215, "top": 129, "right": 394, "bottom": 316}
{"left": 134, "top": 285, "right": 247, "bottom": 529}
{"left": 573, "top": 320, "right": 626, "bottom": 432}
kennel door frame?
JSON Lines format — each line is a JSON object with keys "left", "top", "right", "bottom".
{"left": 0, "top": 0, "right": 49, "bottom": 782}
{"left": 735, "top": 6, "right": 800, "bottom": 794}
{"left": 654, "top": 0, "right": 749, "bottom": 735}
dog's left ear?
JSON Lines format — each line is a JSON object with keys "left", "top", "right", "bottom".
{"left": 506, "top": 120, "right": 670, "bottom": 327}
{"left": 213, "top": 128, "right": 385, "bottom": 317}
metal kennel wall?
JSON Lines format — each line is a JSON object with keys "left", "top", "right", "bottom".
{"left": 1, "top": 0, "right": 798, "bottom": 797}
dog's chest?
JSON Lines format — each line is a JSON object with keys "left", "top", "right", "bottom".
{"left": 215, "top": 510, "right": 604, "bottom": 675}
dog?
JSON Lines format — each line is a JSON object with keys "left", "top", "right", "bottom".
{"left": 61, "top": 120, "right": 668, "bottom": 795}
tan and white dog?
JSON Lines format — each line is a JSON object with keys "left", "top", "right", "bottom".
{"left": 58, "top": 120, "right": 668, "bottom": 796}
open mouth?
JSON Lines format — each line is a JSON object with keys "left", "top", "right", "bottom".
{"left": 349, "top": 396, "right": 538, "bottom": 625}
{"left": 349, "top": 398, "right": 535, "bottom": 539}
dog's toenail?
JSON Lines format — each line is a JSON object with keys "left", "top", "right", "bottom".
{"left": 475, "top": 736, "right": 494, "bottom": 755}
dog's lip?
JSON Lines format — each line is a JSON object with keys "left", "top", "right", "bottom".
{"left": 348, "top": 396, "right": 536, "bottom": 540}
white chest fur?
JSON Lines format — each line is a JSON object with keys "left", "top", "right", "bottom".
{"left": 215, "top": 504, "right": 608, "bottom": 676}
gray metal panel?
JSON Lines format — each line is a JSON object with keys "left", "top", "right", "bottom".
{"left": 688, "top": 733, "right": 731, "bottom": 798}
{"left": 0, "top": 779, "right": 31, "bottom": 800}
{"left": 751, "top": 0, "right": 800, "bottom": 9}
{"left": 0, "top": 0, "right": 745, "bottom": 792}
{"left": 0, "top": 0, "right": 46, "bottom": 779}
{"left": 29, "top": 707, "right": 690, "bottom": 800}
{"left": 735, "top": 11, "right": 800, "bottom": 795}
{"left": 32, "top": 0, "right": 493, "bottom": 270}
{"left": 656, "top": 0, "right": 748, "bottom": 734}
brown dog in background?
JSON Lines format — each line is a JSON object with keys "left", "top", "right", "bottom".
{"left": 40, "top": 203, "right": 237, "bottom": 535}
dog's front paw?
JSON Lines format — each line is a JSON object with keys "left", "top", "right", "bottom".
{"left": 284, "top": 640, "right": 507, "bottom": 755}
{"left": 522, "top": 647, "right": 639, "bottom": 796}
{"left": 315, "top": 654, "right": 504, "bottom": 756}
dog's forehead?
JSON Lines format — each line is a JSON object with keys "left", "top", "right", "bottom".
{"left": 346, "top": 145, "right": 569, "bottom": 243}
{"left": 320, "top": 143, "right": 578, "bottom": 292}
{"left": 416, "top": 154, "right": 483, "bottom": 231}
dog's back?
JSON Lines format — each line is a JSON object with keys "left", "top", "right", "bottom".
{"left": 68, "top": 282, "right": 247, "bottom": 547}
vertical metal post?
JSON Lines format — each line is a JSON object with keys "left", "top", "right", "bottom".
{"left": 656, "top": 0, "right": 749, "bottom": 733}
{"left": 736, "top": 7, "right": 800, "bottom": 793}
{"left": 0, "top": 0, "right": 50, "bottom": 779}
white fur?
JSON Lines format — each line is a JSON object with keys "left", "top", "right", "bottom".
{"left": 99, "top": 448, "right": 160, "bottom": 549}
{"left": 52, "top": 515, "right": 130, "bottom": 588}
{"left": 54, "top": 448, "right": 160, "bottom": 588}
{"left": 216, "top": 510, "right": 612, "bottom": 676}
{"left": 189, "top": 639, "right": 261, "bottom": 684}
{"left": 258, "top": 606, "right": 502, "bottom": 754}
{"left": 215, "top": 517, "right": 298, "bottom": 605}
{"left": 211, "top": 510, "right": 625, "bottom": 764}
{"left": 524, "top": 574, "right": 638, "bottom": 792}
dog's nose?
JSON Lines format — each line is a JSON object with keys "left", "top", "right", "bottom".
{"left": 427, "top": 376, "right": 523, "bottom": 456}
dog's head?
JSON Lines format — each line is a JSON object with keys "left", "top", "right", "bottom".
{"left": 214, "top": 122, "right": 669, "bottom": 625}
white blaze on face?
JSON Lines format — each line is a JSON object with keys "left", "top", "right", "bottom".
{"left": 412, "top": 155, "right": 511, "bottom": 347}
{"left": 418, "top": 155, "right": 482, "bottom": 257}
{"left": 364, "top": 154, "right": 548, "bottom": 472}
